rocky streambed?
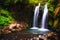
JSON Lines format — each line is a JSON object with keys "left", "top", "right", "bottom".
{"left": 1, "top": 31, "right": 58, "bottom": 40}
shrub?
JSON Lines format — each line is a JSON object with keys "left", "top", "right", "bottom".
{"left": 0, "top": 9, "right": 13, "bottom": 28}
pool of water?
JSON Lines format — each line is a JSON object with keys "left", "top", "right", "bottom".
{"left": 21, "top": 29, "right": 50, "bottom": 34}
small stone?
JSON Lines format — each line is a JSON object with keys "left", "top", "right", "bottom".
{"left": 11, "top": 29, "right": 16, "bottom": 31}
{"left": 2, "top": 29, "right": 11, "bottom": 34}
{"left": 47, "top": 32, "right": 56, "bottom": 37}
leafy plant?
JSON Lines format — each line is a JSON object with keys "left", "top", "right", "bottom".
{"left": 0, "top": 9, "right": 14, "bottom": 28}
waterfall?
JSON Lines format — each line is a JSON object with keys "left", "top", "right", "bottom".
{"left": 38, "top": 3, "right": 49, "bottom": 31}
{"left": 30, "top": 3, "right": 40, "bottom": 29}
{"left": 41, "top": 3, "right": 48, "bottom": 28}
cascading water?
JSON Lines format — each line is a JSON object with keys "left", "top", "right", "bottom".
{"left": 38, "top": 3, "right": 49, "bottom": 31}
{"left": 30, "top": 3, "right": 40, "bottom": 29}
{"left": 23, "top": 3, "right": 50, "bottom": 34}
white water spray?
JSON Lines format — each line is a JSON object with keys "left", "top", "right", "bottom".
{"left": 38, "top": 3, "right": 49, "bottom": 31}
{"left": 30, "top": 3, "right": 40, "bottom": 29}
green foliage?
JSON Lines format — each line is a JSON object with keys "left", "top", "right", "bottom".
{"left": 4, "top": 0, "right": 11, "bottom": 4}
{"left": 29, "top": 0, "right": 38, "bottom": 3}
{"left": 28, "top": 0, "right": 54, "bottom": 12}
{"left": 48, "top": 0, "right": 54, "bottom": 12}
{"left": 0, "top": 9, "right": 13, "bottom": 28}
{"left": 2, "top": 0, "right": 18, "bottom": 4}
{"left": 14, "top": 0, "right": 18, "bottom": 3}
{"left": 49, "top": 20, "right": 53, "bottom": 27}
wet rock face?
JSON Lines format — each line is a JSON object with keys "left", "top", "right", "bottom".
{"left": 2, "top": 21, "right": 28, "bottom": 34}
